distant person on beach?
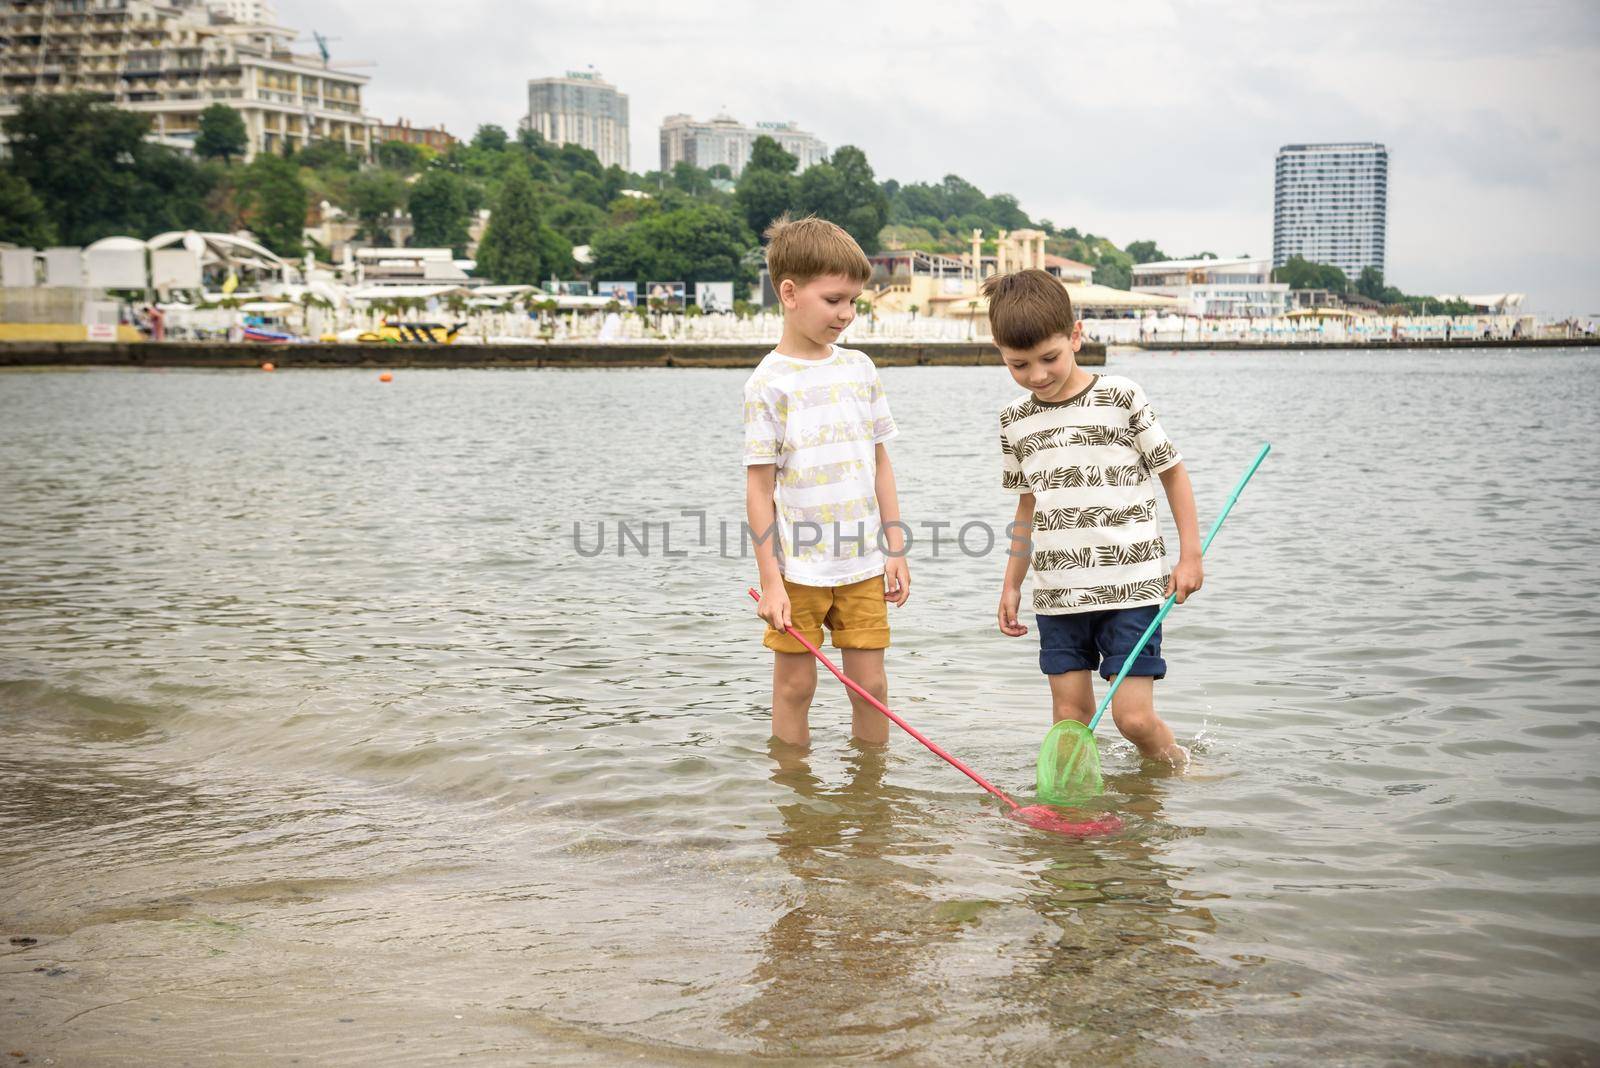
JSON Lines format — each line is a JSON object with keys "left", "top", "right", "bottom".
{"left": 990, "top": 269, "right": 1199, "bottom": 767}
{"left": 744, "top": 215, "right": 908, "bottom": 748}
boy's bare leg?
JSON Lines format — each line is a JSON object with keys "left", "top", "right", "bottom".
{"left": 1108, "top": 677, "right": 1188, "bottom": 766}
{"left": 1047, "top": 670, "right": 1095, "bottom": 724}
{"left": 840, "top": 648, "right": 889, "bottom": 745}
{"left": 771, "top": 651, "right": 817, "bottom": 748}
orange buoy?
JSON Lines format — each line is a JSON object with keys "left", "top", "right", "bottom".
{"left": 261, "top": 361, "right": 275, "bottom": 372}
{"left": 378, "top": 372, "right": 393, "bottom": 383}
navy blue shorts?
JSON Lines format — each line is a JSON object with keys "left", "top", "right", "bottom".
{"left": 1036, "top": 605, "right": 1167, "bottom": 679}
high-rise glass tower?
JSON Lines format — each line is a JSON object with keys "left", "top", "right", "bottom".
{"left": 1273, "top": 143, "right": 1388, "bottom": 280}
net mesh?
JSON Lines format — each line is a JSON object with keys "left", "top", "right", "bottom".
{"left": 1036, "top": 719, "right": 1104, "bottom": 804}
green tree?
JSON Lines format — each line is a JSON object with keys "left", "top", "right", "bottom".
{"left": 735, "top": 135, "right": 798, "bottom": 236}
{"left": 408, "top": 168, "right": 471, "bottom": 253}
{"left": 1125, "top": 240, "right": 1167, "bottom": 264}
{"left": 881, "top": 171, "right": 1039, "bottom": 250}
{"left": 671, "top": 160, "right": 712, "bottom": 197}
{"left": 1092, "top": 246, "right": 1133, "bottom": 289}
{"left": 749, "top": 136, "right": 798, "bottom": 176}
{"left": 376, "top": 139, "right": 429, "bottom": 174}
{"left": 237, "top": 151, "right": 307, "bottom": 256}
{"left": 600, "top": 164, "right": 629, "bottom": 203}
{"left": 347, "top": 169, "right": 408, "bottom": 243}
{"left": 1356, "top": 266, "right": 1387, "bottom": 301}
{"left": 797, "top": 145, "right": 888, "bottom": 253}
{"left": 567, "top": 170, "right": 608, "bottom": 209}
{"left": 195, "top": 103, "right": 248, "bottom": 165}
{"left": 0, "top": 170, "right": 56, "bottom": 247}
{"left": 983, "top": 192, "right": 1030, "bottom": 230}
{"left": 134, "top": 140, "right": 216, "bottom": 235}
{"left": 295, "top": 139, "right": 359, "bottom": 173}
{"left": 589, "top": 201, "right": 755, "bottom": 285}
{"left": 546, "top": 198, "right": 607, "bottom": 247}
{"left": 735, "top": 168, "right": 796, "bottom": 235}
{"left": 557, "top": 142, "right": 603, "bottom": 177}
{"left": 1274, "top": 255, "right": 1348, "bottom": 291}
{"left": 1, "top": 93, "right": 211, "bottom": 245}
{"left": 475, "top": 161, "right": 542, "bottom": 283}
{"left": 472, "top": 124, "right": 509, "bottom": 153}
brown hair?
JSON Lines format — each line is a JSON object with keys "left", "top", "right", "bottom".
{"left": 763, "top": 214, "right": 872, "bottom": 288}
{"left": 982, "top": 269, "right": 1076, "bottom": 350}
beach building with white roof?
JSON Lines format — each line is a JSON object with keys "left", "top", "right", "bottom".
{"left": 1132, "top": 256, "right": 1289, "bottom": 318}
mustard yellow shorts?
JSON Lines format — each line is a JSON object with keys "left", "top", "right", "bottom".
{"left": 762, "top": 574, "right": 891, "bottom": 654}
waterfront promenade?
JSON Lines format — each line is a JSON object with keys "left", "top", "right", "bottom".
{"left": 4, "top": 334, "right": 1596, "bottom": 371}
{"left": 0, "top": 339, "right": 1107, "bottom": 370}
{"left": 1116, "top": 336, "right": 1597, "bottom": 352}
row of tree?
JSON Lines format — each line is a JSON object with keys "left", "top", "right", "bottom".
{"left": 0, "top": 93, "right": 1451, "bottom": 310}
{"left": 1274, "top": 255, "right": 1475, "bottom": 314}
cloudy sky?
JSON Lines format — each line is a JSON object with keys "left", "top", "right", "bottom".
{"left": 279, "top": 0, "right": 1599, "bottom": 315}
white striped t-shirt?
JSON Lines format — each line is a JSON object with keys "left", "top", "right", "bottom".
{"left": 742, "top": 346, "right": 898, "bottom": 587}
{"left": 1000, "top": 374, "right": 1182, "bottom": 614}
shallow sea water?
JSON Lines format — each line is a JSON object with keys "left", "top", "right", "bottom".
{"left": 1, "top": 349, "right": 1598, "bottom": 1065}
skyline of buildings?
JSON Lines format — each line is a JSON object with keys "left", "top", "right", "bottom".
{"left": 659, "top": 112, "right": 827, "bottom": 177}
{"left": 1273, "top": 141, "right": 1389, "bottom": 281}
{"left": 0, "top": 0, "right": 373, "bottom": 160}
{"left": 0, "top": 8, "right": 1443, "bottom": 302}
{"left": 521, "top": 69, "right": 630, "bottom": 171}
{"left": 372, "top": 116, "right": 456, "bottom": 152}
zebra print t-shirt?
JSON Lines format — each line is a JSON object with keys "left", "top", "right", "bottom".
{"left": 1000, "top": 375, "right": 1182, "bottom": 615}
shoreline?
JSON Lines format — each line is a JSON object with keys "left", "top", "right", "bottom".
{"left": 0, "top": 335, "right": 1594, "bottom": 371}
{"left": 0, "top": 339, "right": 1105, "bottom": 369}
{"left": 1110, "top": 336, "right": 1596, "bottom": 352}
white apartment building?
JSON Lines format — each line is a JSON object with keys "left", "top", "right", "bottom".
{"left": 205, "top": 0, "right": 276, "bottom": 25}
{"left": 523, "top": 70, "right": 629, "bottom": 170}
{"left": 1273, "top": 142, "right": 1388, "bottom": 280}
{"left": 659, "top": 113, "right": 827, "bottom": 176}
{"left": 1132, "top": 256, "right": 1289, "bottom": 318}
{"left": 0, "top": 0, "right": 374, "bottom": 160}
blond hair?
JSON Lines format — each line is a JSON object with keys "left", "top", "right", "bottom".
{"left": 981, "top": 268, "right": 1076, "bottom": 350}
{"left": 763, "top": 214, "right": 872, "bottom": 288}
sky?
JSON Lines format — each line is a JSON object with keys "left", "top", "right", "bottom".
{"left": 278, "top": 0, "right": 1600, "bottom": 316}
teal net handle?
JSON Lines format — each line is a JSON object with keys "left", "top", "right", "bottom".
{"left": 1086, "top": 443, "right": 1271, "bottom": 733}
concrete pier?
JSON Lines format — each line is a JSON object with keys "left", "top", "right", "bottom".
{"left": 0, "top": 339, "right": 1107, "bottom": 370}
{"left": 1114, "top": 337, "right": 1595, "bottom": 352}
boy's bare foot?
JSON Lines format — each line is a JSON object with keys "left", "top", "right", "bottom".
{"left": 1141, "top": 743, "right": 1190, "bottom": 771}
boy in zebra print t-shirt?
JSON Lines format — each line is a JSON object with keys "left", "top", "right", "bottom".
{"left": 987, "top": 270, "right": 1200, "bottom": 767}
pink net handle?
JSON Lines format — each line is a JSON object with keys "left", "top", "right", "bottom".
{"left": 748, "top": 587, "right": 1020, "bottom": 810}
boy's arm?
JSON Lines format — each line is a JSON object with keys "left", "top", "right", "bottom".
{"left": 1159, "top": 462, "right": 1203, "bottom": 603}
{"left": 999, "top": 492, "right": 1036, "bottom": 636}
{"left": 875, "top": 443, "right": 909, "bottom": 606}
{"left": 746, "top": 464, "right": 791, "bottom": 629}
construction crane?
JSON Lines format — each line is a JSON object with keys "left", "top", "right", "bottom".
{"left": 293, "top": 31, "right": 374, "bottom": 69}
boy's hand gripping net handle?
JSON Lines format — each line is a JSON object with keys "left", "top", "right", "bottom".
{"left": 1087, "top": 443, "right": 1272, "bottom": 732}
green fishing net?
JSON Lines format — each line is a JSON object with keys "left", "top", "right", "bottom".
{"left": 1036, "top": 719, "right": 1104, "bottom": 804}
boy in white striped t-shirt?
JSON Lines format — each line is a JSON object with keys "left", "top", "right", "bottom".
{"left": 989, "top": 269, "right": 1200, "bottom": 767}
{"left": 744, "top": 216, "right": 909, "bottom": 748}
